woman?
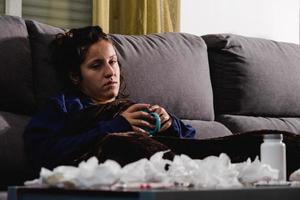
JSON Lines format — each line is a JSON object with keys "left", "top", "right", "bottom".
{"left": 23, "top": 26, "right": 195, "bottom": 171}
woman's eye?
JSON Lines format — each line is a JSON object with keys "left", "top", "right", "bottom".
{"left": 110, "top": 60, "right": 117, "bottom": 65}
{"left": 90, "top": 63, "right": 101, "bottom": 68}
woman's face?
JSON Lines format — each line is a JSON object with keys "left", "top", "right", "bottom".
{"left": 73, "top": 40, "right": 120, "bottom": 103}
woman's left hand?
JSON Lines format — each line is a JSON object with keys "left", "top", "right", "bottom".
{"left": 149, "top": 105, "right": 172, "bottom": 132}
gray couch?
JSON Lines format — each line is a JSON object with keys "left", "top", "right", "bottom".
{"left": 1, "top": 15, "right": 300, "bottom": 192}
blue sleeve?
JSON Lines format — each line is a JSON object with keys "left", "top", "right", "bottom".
{"left": 159, "top": 113, "right": 196, "bottom": 139}
{"left": 23, "top": 98, "right": 132, "bottom": 170}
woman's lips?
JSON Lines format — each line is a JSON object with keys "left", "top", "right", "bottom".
{"left": 104, "top": 81, "right": 117, "bottom": 87}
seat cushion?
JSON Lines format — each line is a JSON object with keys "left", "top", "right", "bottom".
{"left": 25, "top": 20, "right": 65, "bottom": 109}
{"left": 0, "top": 16, "right": 35, "bottom": 114}
{"left": 217, "top": 114, "right": 300, "bottom": 134}
{"left": 111, "top": 33, "right": 214, "bottom": 120}
{"left": 203, "top": 34, "right": 300, "bottom": 117}
{"left": 182, "top": 119, "right": 232, "bottom": 139}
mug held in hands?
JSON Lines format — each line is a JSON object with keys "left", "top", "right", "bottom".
{"left": 141, "top": 110, "right": 161, "bottom": 136}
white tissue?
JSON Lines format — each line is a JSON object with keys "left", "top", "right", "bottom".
{"left": 41, "top": 165, "right": 79, "bottom": 188}
{"left": 195, "top": 154, "right": 241, "bottom": 188}
{"left": 76, "top": 159, "right": 121, "bottom": 188}
{"left": 289, "top": 168, "right": 300, "bottom": 182}
{"left": 167, "top": 154, "right": 200, "bottom": 186}
{"left": 167, "top": 153, "right": 241, "bottom": 188}
{"left": 120, "top": 159, "right": 162, "bottom": 183}
{"left": 234, "top": 157, "right": 279, "bottom": 184}
{"left": 27, "top": 152, "right": 281, "bottom": 189}
{"left": 149, "top": 150, "right": 172, "bottom": 174}
{"left": 0, "top": 115, "right": 10, "bottom": 135}
{"left": 28, "top": 157, "right": 121, "bottom": 189}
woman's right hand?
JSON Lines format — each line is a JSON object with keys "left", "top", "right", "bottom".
{"left": 120, "top": 103, "right": 156, "bottom": 134}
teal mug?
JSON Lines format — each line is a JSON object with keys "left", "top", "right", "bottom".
{"left": 141, "top": 110, "right": 161, "bottom": 136}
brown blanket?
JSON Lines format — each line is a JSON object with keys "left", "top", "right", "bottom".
{"left": 85, "top": 130, "right": 300, "bottom": 177}
{"left": 156, "top": 130, "right": 300, "bottom": 177}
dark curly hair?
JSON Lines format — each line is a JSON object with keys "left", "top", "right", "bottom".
{"left": 51, "top": 26, "right": 127, "bottom": 98}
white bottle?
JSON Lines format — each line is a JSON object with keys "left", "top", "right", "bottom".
{"left": 260, "top": 134, "right": 286, "bottom": 181}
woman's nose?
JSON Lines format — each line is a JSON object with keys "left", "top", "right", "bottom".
{"left": 104, "top": 63, "right": 115, "bottom": 77}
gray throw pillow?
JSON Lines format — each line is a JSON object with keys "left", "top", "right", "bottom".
{"left": 111, "top": 33, "right": 214, "bottom": 120}
{"left": 25, "top": 20, "right": 65, "bottom": 109}
{"left": 203, "top": 34, "right": 300, "bottom": 116}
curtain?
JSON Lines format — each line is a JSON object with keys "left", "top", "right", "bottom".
{"left": 93, "top": 0, "right": 110, "bottom": 33}
{"left": 93, "top": 0, "right": 180, "bottom": 35}
{"left": 0, "top": 0, "right": 4, "bottom": 15}
{"left": 22, "top": 0, "right": 92, "bottom": 29}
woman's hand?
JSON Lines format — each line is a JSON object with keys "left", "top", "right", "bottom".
{"left": 120, "top": 103, "right": 156, "bottom": 134}
{"left": 149, "top": 105, "right": 172, "bottom": 132}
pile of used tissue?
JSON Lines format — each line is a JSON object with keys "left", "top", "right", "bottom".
{"left": 25, "top": 151, "right": 292, "bottom": 189}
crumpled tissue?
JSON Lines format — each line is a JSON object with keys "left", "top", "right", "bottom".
{"left": 289, "top": 168, "right": 300, "bottom": 186}
{"left": 234, "top": 157, "right": 278, "bottom": 185}
{"left": 120, "top": 151, "right": 171, "bottom": 184}
{"left": 167, "top": 153, "right": 242, "bottom": 188}
{"left": 25, "top": 152, "right": 280, "bottom": 189}
{"left": 25, "top": 157, "right": 121, "bottom": 189}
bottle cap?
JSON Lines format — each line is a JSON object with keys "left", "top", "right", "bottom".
{"left": 263, "top": 134, "right": 283, "bottom": 140}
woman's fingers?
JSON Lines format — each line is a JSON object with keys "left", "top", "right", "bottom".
{"left": 150, "top": 105, "right": 165, "bottom": 116}
{"left": 130, "top": 110, "right": 154, "bottom": 121}
{"left": 121, "top": 103, "right": 172, "bottom": 133}
{"left": 126, "top": 103, "right": 150, "bottom": 112}
{"left": 149, "top": 105, "right": 170, "bottom": 124}
{"left": 149, "top": 105, "right": 160, "bottom": 112}
{"left": 130, "top": 119, "right": 156, "bottom": 129}
{"left": 121, "top": 104, "right": 152, "bottom": 126}
{"left": 160, "top": 114, "right": 170, "bottom": 124}
{"left": 132, "top": 125, "right": 148, "bottom": 135}
{"left": 160, "top": 119, "right": 172, "bottom": 132}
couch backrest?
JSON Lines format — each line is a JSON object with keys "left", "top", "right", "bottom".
{"left": 0, "top": 16, "right": 35, "bottom": 114}
{"left": 110, "top": 34, "right": 214, "bottom": 120}
{"left": 25, "top": 20, "right": 215, "bottom": 120}
{"left": 203, "top": 34, "right": 300, "bottom": 117}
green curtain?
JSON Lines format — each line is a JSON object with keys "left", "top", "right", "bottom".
{"left": 93, "top": 0, "right": 180, "bottom": 35}
{"left": 0, "top": 0, "right": 4, "bottom": 15}
{"left": 23, "top": 0, "right": 92, "bottom": 29}
{"left": 93, "top": 0, "right": 110, "bottom": 33}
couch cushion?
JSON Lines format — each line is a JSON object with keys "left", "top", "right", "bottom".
{"left": 25, "top": 20, "right": 65, "bottom": 109}
{"left": 0, "top": 111, "right": 35, "bottom": 189}
{"left": 217, "top": 114, "right": 300, "bottom": 134}
{"left": 203, "top": 34, "right": 300, "bottom": 116}
{"left": 182, "top": 119, "right": 232, "bottom": 139}
{"left": 0, "top": 16, "right": 35, "bottom": 114}
{"left": 111, "top": 33, "right": 214, "bottom": 120}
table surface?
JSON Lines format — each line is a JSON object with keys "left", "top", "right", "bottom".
{"left": 7, "top": 185, "right": 300, "bottom": 200}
